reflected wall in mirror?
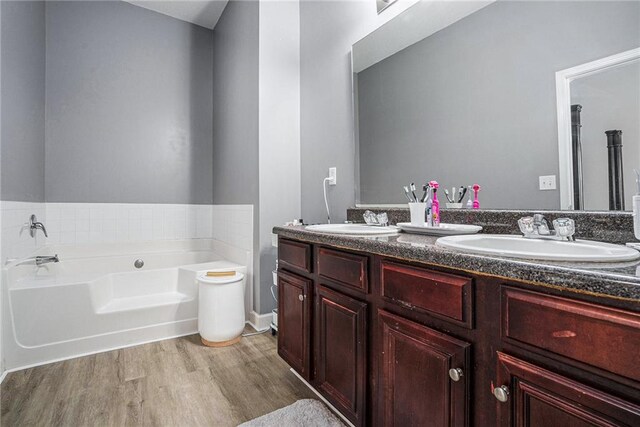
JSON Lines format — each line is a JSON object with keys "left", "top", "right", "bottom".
{"left": 353, "top": 0, "right": 640, "bottom": 210}
{"left": 557, "top": 51, "right": 640, "bottom": 211}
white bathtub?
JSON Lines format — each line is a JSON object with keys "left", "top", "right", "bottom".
{"left": 2, "top": 239, "right": 248, "bottom": 370}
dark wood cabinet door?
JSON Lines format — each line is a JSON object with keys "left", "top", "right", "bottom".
{"left": 378, "top": 310, "right": 470, "bottom": 427}
{"left": 277, "top": 270, "right": 312, "bottom": 379}
{"left": 495, "top": 352, "right": 640, "bottom": 426}
{"left": 315, "top": 285, "right": 367, "bottom": 426}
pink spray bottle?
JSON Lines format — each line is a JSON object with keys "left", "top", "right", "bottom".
{"left": 429, "top": 181, "right": 440, "bottom": 225}
{"left": 472, "top": 184, "right": 481, "bottom": 209}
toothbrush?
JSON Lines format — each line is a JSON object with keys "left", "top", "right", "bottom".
{"left": 410, "top": 183, "right": 418, "bottom": 202}
{"left": 403, "top": 186, "right": 414, "bottom": 202}
{"left": 429, "top": 181, "right": 440, "bottom": 225}
{"left": 424, "top": 186, "right": 433, "bottom": 226}
{"left": 420, "top": 184, "right": 429, "bottom": 203}
{"left": 457, "top": 187, "right": 467, "bottom": 203}
{"left": 452, "top": 187, "right": 457, "bottom": 203}
{"left": 444, "top": 189, "right": 454, "bottom": 203}
{"left": 466, "top": 185, "right": 473, "bottom": 208}
{"left": 472, "top": 184, "right": 481, "bottom": 209}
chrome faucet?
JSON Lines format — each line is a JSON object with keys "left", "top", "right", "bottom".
{"left": 13, "top": 254, "right": 60, "bottom": 267}
{"left": 518, "top": 214, "right": 576, "bottom": 241}
{"left": 29, "top": 214, "right": 48, "bottom": 238}
{"left": 35, "top": 254, "right": 59, "bottom": 266}
{"left": 363, "top": 210, "right": 390, "bottom": 226}
{"left": 533, "top": 214, "right": 553, "bottom": 236}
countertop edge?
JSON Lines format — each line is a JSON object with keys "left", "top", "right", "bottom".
{"left": 273, "top": 226, "right": 640, "bottom": 303}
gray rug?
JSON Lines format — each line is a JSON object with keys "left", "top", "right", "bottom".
{"left": 238, "top": 399, "right": 346, "bottom": 427}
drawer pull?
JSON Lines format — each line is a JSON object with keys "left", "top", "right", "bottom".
{"left": 552, "top": 330, "right": 577, "bottom": 338}
{"left": 298, "top": 294, "right": 304, "bottom": 302}
{"left": 493, "top": 385, "right": 510, "bottom": 403}
{"left": 448, "top": 368, "right": 464, "bottom": 382}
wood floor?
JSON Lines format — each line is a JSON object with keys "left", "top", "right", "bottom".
{"left": 1, "top": 331, "right": 315, "bottom": 426}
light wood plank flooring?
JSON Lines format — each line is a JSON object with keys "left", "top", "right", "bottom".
{"left": 1, "top": 331, "right": 314, "bottom": 426}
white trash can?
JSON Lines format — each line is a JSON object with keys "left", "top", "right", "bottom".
{"left": 197, "top": 271, "right": 246, "bottom": 347}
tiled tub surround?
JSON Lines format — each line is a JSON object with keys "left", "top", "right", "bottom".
{"left": 1, "top": 202, "right": 255, "bottom": 263}
{"left": 1, "top": 201, "right": 48, "bottom": 263}
{"left": 347, "top": 207, "right": 636, "bottom": 244}
{"left": 274, "top": 226, "right": 640, "bottom": 301}
{"left": 46, "top": 203, "right": 215, "bottom": 246}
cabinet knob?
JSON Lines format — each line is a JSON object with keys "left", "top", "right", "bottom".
{"left": 298, "top": 294, "right": 304, "bottom": 302}
{"left": 493, "top": 385, "right": 510, "bottom": 403}
{"left": 448, "top": 368, "right": 464, "bottom": 382}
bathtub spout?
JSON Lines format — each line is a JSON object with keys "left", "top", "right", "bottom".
{"left": 35, "top": 254, "right": 59, "bottom": 266}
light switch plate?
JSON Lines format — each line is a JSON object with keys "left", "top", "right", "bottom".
{"left": 539, "top": 175, "right": 557, "bottom": 191}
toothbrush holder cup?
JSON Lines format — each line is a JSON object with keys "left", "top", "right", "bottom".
{"left": 445, "top": 203, "right": 463, "bottom": 209}
{"left": 408, "top": 202, "right": 427, "bottom": 226}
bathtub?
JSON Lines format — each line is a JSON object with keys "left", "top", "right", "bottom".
{"left": 2, "top": 239, "right": 249, "bottom": 370}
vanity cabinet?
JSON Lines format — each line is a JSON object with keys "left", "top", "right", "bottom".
{"left": 378, "top": 310, "right": 469, "bottom": 426}
{"left": 495, "top": 352, "right": 640, "bottom": 426}
{"left": 277, "top": 269, "right": 312, "bottom": 380}
{"left": 276, "top": 237, "right": 640, "bottom": 426}
{"left": 315, "top": 285, "right": 368, "bottom": 425}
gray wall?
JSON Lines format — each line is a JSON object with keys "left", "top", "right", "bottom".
{"left": 212, "top": 0, "right": 261, "bottom": 312}
{"left": 0, "top": 1, "right": 45, "bottom": 202}
{"left": 212, "top": 0, "right": 259, "bottom": 206}
{"left": 572, "top": 62, "right": 640, "bottom": 211}
{"left": 300, "top": 1, "right": 373, "bottom": 224}
{"left": 45, "top": 1, "right": 214, "bottom": 204}
{"left": 357, "top": 1, "right": 640, "bottom": 209}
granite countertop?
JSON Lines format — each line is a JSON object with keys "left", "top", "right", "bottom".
{"left": 273, "top": 225, "right": 640, "bottom": 302}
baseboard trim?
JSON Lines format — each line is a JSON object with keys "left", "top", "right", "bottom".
{"left": 248, "top": 311, "right": 272, "bottom": 331}
{"left": 289, "top": 368, "right": 355, "bottom": 427}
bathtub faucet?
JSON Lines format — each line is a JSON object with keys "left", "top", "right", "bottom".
{"left": 35, "top": 254, "right": 59, "bottom": 266}
{"left": 29, "top": 214, "right": 49, "bottom": 238}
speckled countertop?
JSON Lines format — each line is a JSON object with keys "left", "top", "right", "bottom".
{"left": 273, "top": 225, "right": 640, "bottom": 302}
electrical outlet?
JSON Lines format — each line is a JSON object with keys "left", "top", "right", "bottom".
{"left": 539, "top": 175, "right": 557, "bottom": 191}
{"left": 328, "top": 167, "right": 337, "bottom": 186}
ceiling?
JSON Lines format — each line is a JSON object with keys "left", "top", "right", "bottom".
{"left": 123, "top": 0, "right": 229, "bottom": 29}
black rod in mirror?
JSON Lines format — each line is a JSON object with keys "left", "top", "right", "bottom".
{"left": 571, "top": 105, "right": 584, "bottom": 210}
{"left": 606, "top": 130, "right": 625, "bottom": 210}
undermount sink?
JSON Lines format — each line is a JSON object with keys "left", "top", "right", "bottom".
{"left": 305, "top": 224, "right": 400, "bottom": 235}
{"left": 436, "top": 234, "right": 640, "bottom": 262}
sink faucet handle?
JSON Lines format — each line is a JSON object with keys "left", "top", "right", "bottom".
{"left": 553, "top": 218, "right": 576, "bottom": 240}
{"left": 517, "top": 217, "right": 535, "bottom": 235}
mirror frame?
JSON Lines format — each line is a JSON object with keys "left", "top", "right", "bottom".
{"left": 555, "top": 47, "right": 640, "bottom": 210}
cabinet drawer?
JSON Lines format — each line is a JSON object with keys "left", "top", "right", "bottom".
{"left": 317, "top": 247, "right": 368, "bottom": 293}
{"left": 502, "top": 287, "right": 640, "bottom": 383}
{"left": 279, "top": 239, "right": 312, "bottom": 273}
{"left": 380, "top": 260, "right": 473, "bottom": 328}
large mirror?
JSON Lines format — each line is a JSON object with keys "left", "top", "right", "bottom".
{"left": 353, "top": 0, "right": 640, "bottom": 210}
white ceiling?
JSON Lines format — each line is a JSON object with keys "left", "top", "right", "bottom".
{"left": 123, "top": 0, "right": 229, "bottom": 30}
